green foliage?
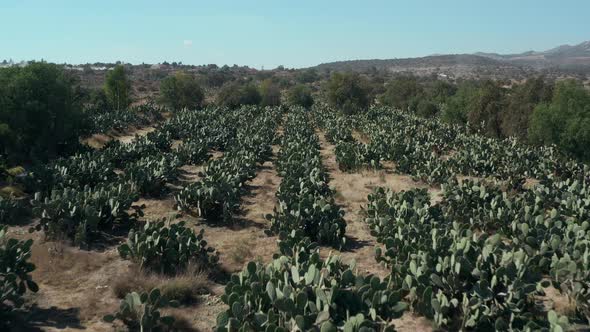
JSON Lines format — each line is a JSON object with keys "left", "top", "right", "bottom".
{"left": 259, "top": 79, "right": 281, "bottom": 107}
{"left": 0, "top": 197, "right": 29, "bottom": 225}
{"left": 214, "top": 232, "right": 405, "bottom": 331}
{"left": 0, "top": 62, "right": 85, "bottom": 163}
{"left": 0, "top": 226, "right": 38, "bottom": 323}
{"left": 159, "top": 71, "right": 204, "bottom": 110}
{"left": 379, "top": 76, "right": 423, "bottom": 112}
{"left": 325, "top": 72, "right": 370, "bottom": 115}
{"left": 441, "top": 82, "right": 478, "bottom": 125}
{"left": 118, "top": 221, "right": 218, "bottom": 275}
{"left": 104, "top": 65, "right": 132, "bottom": 110}
{"left": 286, "top": 84, "right": 314, "bottom": 108}
{"left": 501, "top": 77, "right": 553, "bottom": 140}
{"left": 103, "top": 288, "right": 178, "bottom": 332}
{"left": 296, "top": 69, "right": 319, "bottom": 84}
{"left": 466, "top": 80, "right": 505, "bottom": 137}
{"left": 217, "top": 82, "right": 261, "bottom": 109}
{"left": 529, "top": 80, "right": 590, "bottom": 161}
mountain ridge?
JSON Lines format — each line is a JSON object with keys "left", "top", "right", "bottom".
{"left": 311, "top": 40, "right": 590, "bottom": 79}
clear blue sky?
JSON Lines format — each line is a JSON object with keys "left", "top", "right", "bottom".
{"left": 1, "top": 0, "right": 589, "bottom": 69}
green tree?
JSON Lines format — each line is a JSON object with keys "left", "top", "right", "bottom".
{"left": 529, "top": 80, "right": 590, "bottom": 160}
{"left": 500, "top": 77, "right": 553, "bottom": 140}
{"left": 286, "top": 84, "right": 314, "bottom": 108}
{"left": 379, "top": 76, "right": 423, "bottom": 112}
{"left": 442, "top": 82, "right": 478, "bottom": 125}
{"left": 216, "top": 81, "right": 261, "bottom": 109}
{"left": 325, "top": 72, "right": 370, "bottom": 115}
{"left": 259, "top": 79, "right": 281, "bottom": 107}
{"left": 104, "top": 65, "right": 131, "bottom": 110}
{"left": 296, "top": 69, "right": 319, "bottom": 84}
{"left": 159, "top": 72, "right": 205, "bottom": 110}
{"left": 0, "top": 62, "right": 85, "bottom": 163}
{"left": 467, "top": 80, "right": 505, "bottom": 137}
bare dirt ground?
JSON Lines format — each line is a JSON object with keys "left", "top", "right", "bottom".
{"left": 316, "top": 131, "right": 435, "bottom": 332}
{"left": 82, "top": 126, "right": 157, "bottom": 149}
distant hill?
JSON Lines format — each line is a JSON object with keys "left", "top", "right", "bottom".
{"left": 312, "top": 40, "right": 590, "bottom": 80}
{"left": 475, "top": 40, "right": 590, "bottom": 69}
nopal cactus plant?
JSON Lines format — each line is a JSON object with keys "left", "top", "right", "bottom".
{"left": 118, "top": 220, "right": 218, "bottom": 275}
{"left": 103, "top": 288, "right": 178, "bottom": 332}
{"left": 214, "top": 234, "right": 406, "bottom": 331}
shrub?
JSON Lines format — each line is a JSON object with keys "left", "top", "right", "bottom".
{"left": 104, "top": 65, "right": 132, "bottom": 110}
{"left": 216, "top": 82, "right": 261, "bottom": 109}
{"left": 159, "top": 72, "right": 204, "bottom": 110}
{"left": 0, "top": 62, "right": 86, "bottom": 163}
{"left": 325, "top": 72, "right": 370, "bottom": 115}
{"left": 259, "top": 79, "right": 281, "bottom": 107}
{"left": 286, "top": 84, "right": 314, "bottom": 108}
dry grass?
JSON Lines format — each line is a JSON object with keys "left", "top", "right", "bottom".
{"left": 113, "top": 264, "right": 209, "bottom": 305}
{"left": 228, "top": 240, "right": 253, "bottom": 265}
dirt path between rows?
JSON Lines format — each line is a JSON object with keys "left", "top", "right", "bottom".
{"left": 82, "top": 126, "right": 157, "bottom": 149}
{"left": 316, "top": 131, "right": 435, "bottom": 332}
{"left": 175, "top": 145, "right": 281, "bottom": 331}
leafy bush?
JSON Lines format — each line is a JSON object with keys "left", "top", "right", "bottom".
{"left": 104, "top": 65, "right": 132, "bottom": 110}
{"left": 118, "top": 221, "right": 218, "bottom": 275}
{"left": 0, "top": 197, "right": 29, "bottom": 225}
{"left": 216, "top": 82, "right": 261, "bottom": 109}
{"left": 0, "top": 62, "right": 86, "bottom": 163}
{"left": 286, "top": 84, "right": 314, "bottom": 108}
{"left": 159, "top": 71, "right": 204, "bottom": 110}
{"left": 529, "top": 80, "right": 590, "bottom": 161}
{"left": 325, "top": 72, "right": 370, "bottom": 115}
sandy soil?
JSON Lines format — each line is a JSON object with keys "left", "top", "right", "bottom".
{"left": 82, "top": 126, "right": 156, "bottom": 149}
{"left": 316, "top": 131, "right": 435, "bottom": 332}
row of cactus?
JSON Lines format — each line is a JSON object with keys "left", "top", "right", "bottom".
{"left": 314, "top": 108, "right": 380, "bottom": 173}
{"left": 215, "top": 231, "right": 406, "bottom": 332}
{"left": 175, "top": 108, "right": 279, "bottom": 223}
{"left": 21, "top": 107, "right": 243, "bottom": 245}
{"left": 30, "top": 182, "right": 142, "bottom": 246}
{"left": 365, "top": 184, "right": 582, "bottom": 330}
{"left": 354, "top": 107, "right": 572, "bottom": 184}
{"left": 123, "top": 154, "right": 182, "bottom": 197}
{"left": 267, "top": 109, "right": 346, "bottom": 248}
{"left": 0, "top": 226, "right": 38, "bottom": 324}
{"left": 118, "top": 220, "right": 218, "bottom": 275}
{"left": 85, "top": 102, "right": 165, "bottom": 134}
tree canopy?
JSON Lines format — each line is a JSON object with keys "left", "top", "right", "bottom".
{"left": 259, "top": 79, "right": 281, "bottom": 107}
{"left": 216, "top": 81, "right": 261, "bottom": 109}
{"left": 325, "top": 72, "right": 370, "bottom": 115}
{"left": 529, "top": 80, "right": 590, "bottom": 160}
{"left": 104, "top": 65, "right": 132, "bottom": 110}
{"left": 286, "top": 84, "right": 314, "bottom": 108}
{"left": 159, "top": 71, "right": 205, "bottom": 110}
{"left": 0, "top": 62, "right": 85, "bottom": 163}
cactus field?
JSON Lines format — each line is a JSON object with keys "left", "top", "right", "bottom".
{"left": 2, "top": 105, "right": 590, "bottom": 331}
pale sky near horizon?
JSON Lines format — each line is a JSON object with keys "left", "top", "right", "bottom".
{"left": 1, "top": 0, "right": 589, "bottom": 69}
